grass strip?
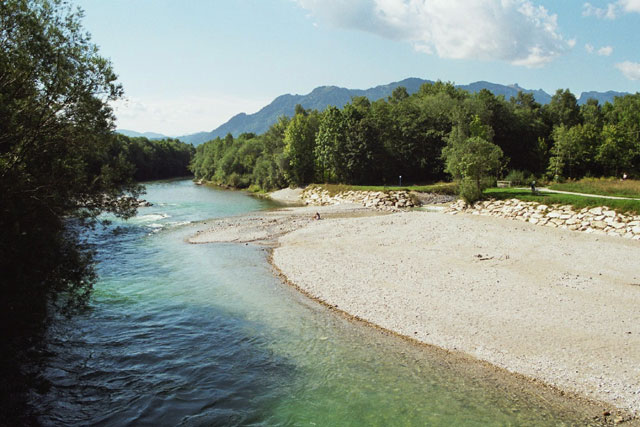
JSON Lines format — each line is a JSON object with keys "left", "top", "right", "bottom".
{"left": 548, "top": 178, "right": 640, "bottom": 198}
{"left": 485, "top": 188, "right": 640, "bottom": 214}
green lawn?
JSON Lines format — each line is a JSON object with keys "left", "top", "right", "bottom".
{"left": 485, "top": 187, "right": 640, "bottom": 214}
{"left": 547, "top": 177, "right": 640, "bottom": 198}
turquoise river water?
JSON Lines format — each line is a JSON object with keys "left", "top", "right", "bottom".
{"left": 31, "top": 179, "right": 598, "bottom": 426}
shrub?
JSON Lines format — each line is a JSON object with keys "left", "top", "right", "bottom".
{"left": 504, "top": 170, "right": 526, "bottom": 185}
{"left": 459, "top": 177, "right": 483, "bottom": 205}
{"left": 504, "top": 170, "right": 537, "bottom": 186}
{"left": 481, "top": 176, "right": 497, "bottom": 189}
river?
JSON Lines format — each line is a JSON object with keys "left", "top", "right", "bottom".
{"left": 32, "top": 179, "right": 597, "bottom": 425}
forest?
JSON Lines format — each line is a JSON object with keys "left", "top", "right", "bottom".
{"left": 114, "top": 135, "right": 194, "bottom": 182}
{"left": 191, "top": 83, "right": 640, "bottom": 196}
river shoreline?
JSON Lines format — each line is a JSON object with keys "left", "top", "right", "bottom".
{"left": 189, "top": 200, "right": 640, "bottom": 423}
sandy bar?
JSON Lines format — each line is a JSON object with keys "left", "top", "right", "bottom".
{"left": 192, "top": 203, "right": 640, "bottom": 418}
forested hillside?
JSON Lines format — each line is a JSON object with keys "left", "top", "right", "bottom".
{"left": 191, "top": 82, "right": 640, "bottom": 191}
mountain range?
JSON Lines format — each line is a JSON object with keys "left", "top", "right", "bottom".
{"left": 119, "top": 78, "right": 630, "bottom": 145}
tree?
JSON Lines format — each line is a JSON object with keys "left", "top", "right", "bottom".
{"left": 597, "top": 124, "right": 634, "bottom": 176}
{"left": 581, "top": 98, "right": 604, "bottom": 129}
{"left": 388, "top": 86, "right": 409, "bottom": 104}
{"left": 506, "top": 92, "right": 549, "bottom": 172}
{"left": 548, "top": 125, "right": 585, "bottom": 179}
{"left": 545, "top": 89, "right": 581, "bottom": 128}
{"left": 315, "top": 106, "right": 343, "bottom": 182}
{"left": 0, "top": 0, "right": 142, "bottom": 384}
{"left": 442, "top": 135, "right": 504, "bottom": 204}
{"left": 1, "top": 0, "right": 147, "bottom": 421}
{"left": 283, "top": 109, "right": 319, "bottom": 186}
{"left": 601, "top": 94, "right": 640, "bottom": 175}
{"left": 333, "top": 97, "right": 384, "bottom": 184}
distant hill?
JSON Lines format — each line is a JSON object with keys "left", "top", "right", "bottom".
{"left": 177, "top": 78, "right": 429, "bottom": 145}
{"left": 117, "top": 129, "right": 169, "bottom": 140}
{"left": 169, "top": 79, "right": 629, "bottom": 145}
{"left": 577, "top": 90, "right": 629, "bottom": 105}
{"left": 458, "top": 81, "right": 552, "bottom": 104}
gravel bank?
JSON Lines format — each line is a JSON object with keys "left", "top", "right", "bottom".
{"left": 188, "top": 203, "right": 379, "bottom": 246}
{"left": 271, "top": 210, "right": 640, "bottom": 417}
{"left": 191, "top": 204, "right": 640, "bottom": 419}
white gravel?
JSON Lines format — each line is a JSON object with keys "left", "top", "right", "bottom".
{"left": 271, "top": 210, "right": 640, "bottom": 416}
{"left": 191, "top": 205, "right": 640, "bottom": 417}
{"left": 267, "top": 187, "right": 304, "bottom": 204}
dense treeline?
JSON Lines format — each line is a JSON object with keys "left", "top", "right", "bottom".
{"left": 115, "top": 135, "right": 195, "bottom": 181}
{"left": 191, "top": 82, "right": 640, "bottom": 190}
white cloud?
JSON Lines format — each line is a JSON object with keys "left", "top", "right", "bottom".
{"left": 111, "top": 95, "right": 268, "bottom": 136}
{"left": 296, "top": 0, "right": 572, "bottom": 68}
{"left": 582, "top": 0, "right": 640, "bottom": 19}
{"left": 616, "top": 61, "right": 640, "bottom": 80}
{"left": 597, "top": 45, "right": 613, "bottom": 56}
{"left": 619, "top": 0, "right": 640, "bottom": 13}
{"left": 582, "top": 2, "right": 617, "bottom": 19}
{"left": 585, "top": 44, "right": 614, "bottom": 56}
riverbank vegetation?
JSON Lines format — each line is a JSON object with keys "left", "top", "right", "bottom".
{"left": 115, "top": 135, "right": 195, "bottom": 181}
{"left": 191, "top": 82, "right": 640, "bottom": 204}
{"left": 0, "top": 1, "right": 193, "bottom": 422}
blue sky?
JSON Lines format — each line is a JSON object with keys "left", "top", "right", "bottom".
{"left": 75, "top": 0, "right": 640, "bottom": 136}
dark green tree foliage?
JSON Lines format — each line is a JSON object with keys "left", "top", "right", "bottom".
{"left": 315, "top": 106, "right": 343, "bottom": 182}
{"left": 335, "top": 97, "right": 384, "bottom": 184}
{"left": 504, "top": 92, "right": 549, "bottom": 172}
{"left": 1, "top": 0, "right": 139, "bottom": 319}
{"left": 252, "top": 116, "right": 289, "bottom": 189}
{"left": 0, "top": 0, "right": 154, "bottom": 421}
{"left": 601, "top": 95, "right": 640, "bottom": 175}
{"left": 191, "top": 130, "right": 287, "bottom": 189}
{"left": 117, "top": 135, "right": 195, "bottom": 181}
{"left": 545, "top": 89, "right": 582, "bottom": 128}
{"left": 283, "top": 106, "right": 320, "bottom": 186}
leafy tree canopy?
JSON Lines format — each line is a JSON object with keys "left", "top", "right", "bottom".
{"left": 0, "top": 0, "right": 141, "bottom": 342}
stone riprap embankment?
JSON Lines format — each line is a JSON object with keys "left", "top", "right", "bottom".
{"left": 447, "top": 198, "right": 640, "bottom": 240}
{"left": 301, "top": 186, "right": 417, "bottom": 211}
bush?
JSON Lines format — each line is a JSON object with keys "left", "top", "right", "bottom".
{"left": 227, "top": 172, "right": 243, "bottom": 188}
{"left": 504, "top": 170, "right": 526, "bottom": 185}
{"left": 481, "top": 176, "right": 497, "bottom": 189}
{"left": 459, "top": 178, "right": 483, "bottom": 205}
{"left": 504, "top": 170, "right": 536, "bottom": 186}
